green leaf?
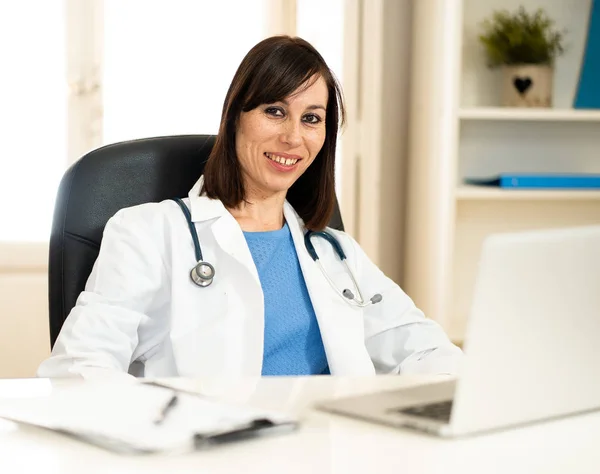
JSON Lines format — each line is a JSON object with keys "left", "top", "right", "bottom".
{"left": 477, "top": 7, "right": 567, "bottom": 68}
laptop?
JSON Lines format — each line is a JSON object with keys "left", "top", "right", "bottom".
{"left": 317, "top": 225, "right": 600, "bottom": 437}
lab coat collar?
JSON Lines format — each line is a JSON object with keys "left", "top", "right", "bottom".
{"left": 186, "top": 176, "right": 301, "bottom": 226}
{"left": 187, "top": 176, "right": 228, "bottom": 222}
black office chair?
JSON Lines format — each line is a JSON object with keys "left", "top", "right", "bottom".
{"left": 48, "top": 135, "right": 345, "bottom": 348}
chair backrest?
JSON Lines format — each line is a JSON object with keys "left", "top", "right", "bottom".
{"left": 48, "top": 135, "right": 344, "bottom": 347}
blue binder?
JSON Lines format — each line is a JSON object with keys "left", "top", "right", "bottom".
{"left": 465, "top": 174, "right": 600, "bottom": 189}
{"left": 574, "top": 0, "right": 600, "bottom": 109}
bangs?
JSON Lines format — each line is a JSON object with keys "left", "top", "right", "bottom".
{"left": 240, "top": 44, "right": 327, "bottom": 111}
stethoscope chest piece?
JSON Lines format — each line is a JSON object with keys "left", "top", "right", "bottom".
{"left": 190, "top": 261, "right": 215, "bottom": 287}
{"left": 171, "top": 198, "right": 217, "bottom": 288}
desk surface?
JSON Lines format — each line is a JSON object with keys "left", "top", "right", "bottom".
{"left": 0, "top": 375, "right": 599, "bottom": 474}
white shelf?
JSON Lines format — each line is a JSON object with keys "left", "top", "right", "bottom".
{"left": 459, "top": 107, "right": 600, "bottom": 122}
{"left": 405, "top": 0, "right": 600, "bottom": 344}
{"left": 456, "top": 185, "right": 600, "bottom": 201}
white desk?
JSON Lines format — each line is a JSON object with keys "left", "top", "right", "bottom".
{"left": 0, "top": 376, "right": 598, "bottom": 473}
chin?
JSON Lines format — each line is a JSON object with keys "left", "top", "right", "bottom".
{"left": 263, "top": 177, "right": 299, "bottom": 195}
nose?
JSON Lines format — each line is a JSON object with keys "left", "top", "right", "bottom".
{"left": 279, "top": 119, "right": 302, "bottom": 148}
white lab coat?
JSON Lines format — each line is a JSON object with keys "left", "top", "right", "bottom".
{"left": 38, "top": 177, "right": 462, "bottom": 379}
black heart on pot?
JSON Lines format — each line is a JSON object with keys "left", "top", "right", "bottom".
{"left": 513, "top": 76, "right": 533, "bottom": 95}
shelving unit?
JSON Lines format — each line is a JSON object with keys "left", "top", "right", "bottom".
{"left": 455, "top": 186, "right": 600, "bottom": 201}
{"left": 459, "top": 107, "right": 600, "bottom": 121}
{"left": 406, "top": 0, "right": 600, "bottom": 343}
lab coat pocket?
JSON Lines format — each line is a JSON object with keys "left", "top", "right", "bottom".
{"left": 168, "top": 281, "right": 234, "bottom": 376}
{"left": 169, "top": 279, "right": 230, "bottom": 338}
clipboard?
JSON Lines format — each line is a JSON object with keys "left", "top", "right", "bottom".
{"left": 0, "top": 380, "right": 298, "bottom": 454}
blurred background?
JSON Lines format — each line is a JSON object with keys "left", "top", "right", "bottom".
{"left": 1, "top": 0, "right": 599, "bottom": 377}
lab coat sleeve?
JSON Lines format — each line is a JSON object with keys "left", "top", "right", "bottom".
{"left": 37, "top": 206, "right": 170, "bottom": 379}
{"left": 344, "top": 234, "right": 463, "bottom": 376}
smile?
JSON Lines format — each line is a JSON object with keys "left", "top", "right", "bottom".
{"left": 264, "top": 152, "right": 300, "bottom": 166}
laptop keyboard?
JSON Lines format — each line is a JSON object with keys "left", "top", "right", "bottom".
{"left": 395, "top": 400, "right": 453, "bottom": 422}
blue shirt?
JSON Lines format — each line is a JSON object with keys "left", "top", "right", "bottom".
{"left": 243, "top": 223, "right": 329, "bottom": 375}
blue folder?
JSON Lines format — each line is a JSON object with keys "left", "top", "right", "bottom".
{"left": 465, "top": 174, "right": 600, "bottom": 189}
{"left": 575, "top": 0, "right": 600, "bottom": 109}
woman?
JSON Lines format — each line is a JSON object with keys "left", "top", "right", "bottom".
{"left": 38, "top": 36, "right": 462, "bottom": 379}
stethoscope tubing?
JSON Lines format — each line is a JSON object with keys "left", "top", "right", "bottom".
{"left": 305, "top": 230, "right": 382, "bottom": 307}
{"left": 172, "top": 198, "right": 382, "bottom": 306}
{"left": 172, "top": 198, "right": 204, "bottom": 262}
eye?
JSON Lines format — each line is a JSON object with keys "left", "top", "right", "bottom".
{"left": 265, "top": 106, "right": 285, "bottom": 118}
{"left": 303, "top": 113, "right": 322, "bottom": 124}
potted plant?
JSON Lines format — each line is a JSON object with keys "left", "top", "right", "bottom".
{"left": 478, "top": 7, "right": 566, "bottom": 107}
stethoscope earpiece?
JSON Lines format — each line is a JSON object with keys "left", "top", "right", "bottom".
{"left": 343, "top": 288, "right": 383, "bottom": 306}
{"left": 190, "top": 261, "right": 215, "bottom": 287}
{"left": 370, "top": 294, "right": 383, "bottom": 304}
{"left": 342, "top": 289, "right": 355, "bottom": 300}
{"left": 306, "top": 230, "right": 383, "bottom": 308}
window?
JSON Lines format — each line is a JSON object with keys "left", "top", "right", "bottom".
{"left": 0, "top": 2, "right": 67, "bottom": 242}
{"left": 102, "top": 0, "right": 269, "bottom": 143}
{"left": 0, "top": 0, "right": 346, "bottom": 242}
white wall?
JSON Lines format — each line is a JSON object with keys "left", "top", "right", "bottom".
{"left": 0, "top": 275, "right": 49, "bottom": 377}
{"left": 0, "top": 244, "right": 50, "bottom": 378}
{"left": 0, "top": 1, "right": 69, "bottom": 378}
{"left": 342, "top": 0, "right": 414, "bottom": 285}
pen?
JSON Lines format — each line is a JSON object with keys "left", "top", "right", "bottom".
{"left": 154, "top": 393, "right": 179, "bottom": 425}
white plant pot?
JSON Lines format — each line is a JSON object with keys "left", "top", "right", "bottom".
{"left": 502, "top": 64, "right": 553, "bottom": 107}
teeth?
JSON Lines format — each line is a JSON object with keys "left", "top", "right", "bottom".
{"left": 265, "top": 153, "right": 298, "bottom": 166}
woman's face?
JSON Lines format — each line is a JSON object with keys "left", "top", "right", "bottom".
{"left": 235, "top": 75, "right": 328, "bottom": 201}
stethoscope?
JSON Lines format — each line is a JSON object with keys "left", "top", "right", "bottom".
{"left": 172, "top": 198, "right": 216, "bottom": 287}
{"left": 304, "top": 231, "right": 382, "bottom": 307}
{"left": 172, "top": 198, "right": 383, "bottom": 307}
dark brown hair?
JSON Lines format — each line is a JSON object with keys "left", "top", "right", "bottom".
{"left": 201, "top": 35, "right": 345, "bottom": 230}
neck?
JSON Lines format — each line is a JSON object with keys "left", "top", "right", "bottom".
{"left": 229, "top": 191, "right": 286, "bottom": 232}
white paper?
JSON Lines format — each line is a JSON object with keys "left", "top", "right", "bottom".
{"left": 0, "top": 381, "right": 297, "bottom": 454}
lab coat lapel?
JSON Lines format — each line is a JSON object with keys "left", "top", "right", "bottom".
{"left": 209, "top": 213, "right": 265, "bottom": 376}
{"left": 284, "top": 203, "right": 375, "bottom": 376}
{"left": 210, "top": 213, "right": 261, "bottom": 286}
{"left": 183, "top": 178, "right": 264, "bottom": 376}
{"left": 187, "top": 177, "right": 261, "bottom": 287}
